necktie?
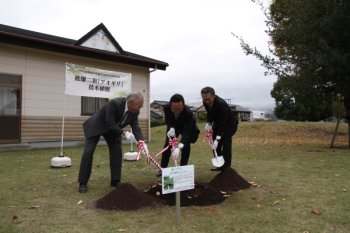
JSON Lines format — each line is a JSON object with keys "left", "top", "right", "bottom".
{"left": 120, "top": 112, "right": 128, "bottom": 126}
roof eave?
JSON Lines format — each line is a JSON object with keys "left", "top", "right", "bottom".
{"left": 0, "top": 31, "right": 168, "bottom": 71}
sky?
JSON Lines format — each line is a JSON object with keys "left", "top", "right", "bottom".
{"left": 0, "top": 0, "right": 276, "bottom": 111}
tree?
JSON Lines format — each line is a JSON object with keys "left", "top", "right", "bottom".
{"left": 234, "top": 0, "right": 350, "bottom": 147}
{"left": 271, "top": 75, "right": 333, "bottom": 121}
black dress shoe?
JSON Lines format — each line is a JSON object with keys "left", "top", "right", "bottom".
{"left": 155, "top": 170, "right": 162, "bottom": 177}
{"left": 110, "top": 180, "right": 120, "bottom": 187}
{"left": 78, "top": 184, "right": 88, "bottom": 193}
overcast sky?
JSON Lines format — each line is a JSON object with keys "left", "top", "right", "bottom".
{"left": 0, "top": 0, "right": 275, "bottom": 110}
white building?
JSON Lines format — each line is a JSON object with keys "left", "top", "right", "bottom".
{"left": 0, "top": 23, "right": 168, "bottom": 148}
{"left": 251, "top": 110, "right": 265, "bottom": 121}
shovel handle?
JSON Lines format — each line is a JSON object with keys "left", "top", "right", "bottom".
{"left": 207, "top": 135, "right": 219, "bottom": 158}
{"left": 213, "top": 149, "right": 219, "bottom": 158}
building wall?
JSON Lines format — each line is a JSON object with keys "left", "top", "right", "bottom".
{"left": 251, "top": 110, "right": 265, "bottom": 121}
{"left": 20, "top": 116, "right": 148, "bottom": 142}
{"left": 0, "top": 43, "right": 150, "bottom": 142}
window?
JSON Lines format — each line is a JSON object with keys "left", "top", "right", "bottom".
{"left": 81, "top": 96, "right": 108, "bottom": 115}
{"left": 0, "top": 74, "right": 21, "bottom": 116}
{"left": 0, "top": 74, "right": 21, "bottom": 143}
{"left": 0, "top": 87, "right": 20, "bottom": 115}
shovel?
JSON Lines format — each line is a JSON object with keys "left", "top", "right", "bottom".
{"left": 211, "top": 149, "right": 225, "bottom": 167}
{"left": 206, "top": 134, "right": 225, "bottom": 167}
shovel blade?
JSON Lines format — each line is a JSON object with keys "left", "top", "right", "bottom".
{"left": 212, "top": 155, "right": 225, "bottom": 167}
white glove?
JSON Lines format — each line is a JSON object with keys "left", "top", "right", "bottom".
{"left": 212, "top": 136, "right": 221, "bottom": 150}
{"left": 167, "top": 127, "right": 176, "bottom": 138}
{"left": 205, "top": 123, "right": 212, "bottom": 132}
{"left": 172, "top": 143, "right": 184, "bottom": 159}
{"left": 124, "top": 131, "right": 136, "bottom": 143}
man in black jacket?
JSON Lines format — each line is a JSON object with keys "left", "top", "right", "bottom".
{"left": 156, "top": 94, "right": 199, "bottom": 177}
{"left": 201, "top": 87, "right": 238, "bottom": 171}
{"left": 78, "top": 93, "right": 148, "bottom": 193}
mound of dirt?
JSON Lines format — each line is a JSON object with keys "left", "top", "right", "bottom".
{"left": 144, "top": 183, "right": 227, "bottom": 206}
{"left": 207, "top": 167, "right": 251, "bottom": 192}
{"left": 95, "top": 183, "right": 156, "bottom": 211}
{"left": 144, "top": 167, "right": 251, "bottom": 206}
{"left": 95, "top": 168, "right": 251, "bottom": 210}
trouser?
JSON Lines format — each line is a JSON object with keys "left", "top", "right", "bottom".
{"left": 160, "top": 136, "right": 191, "bottom": 168}
{"left": 78, "top": 131, "right": 122, "bottom": 185}
{"left": 213, "top": 131, "right": 234, "bottom": 168}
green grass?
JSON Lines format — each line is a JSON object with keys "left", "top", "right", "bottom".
{"left": 0, "top": 122, "right": 349, "bottom": 233}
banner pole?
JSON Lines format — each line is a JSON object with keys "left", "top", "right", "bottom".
{"left": 60, "top": 93, "right": 66, "bottom": 157}
{"left": 50, "top": 86, "right": 71, "bottom": 168}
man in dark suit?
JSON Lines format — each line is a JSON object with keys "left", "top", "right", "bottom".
{"left": 156, "top": 94, "right": 199, "bottom": 177}
{"left": 78, "top": 92, "right": 147, "bottom": 193}
{"left": 201, "top": 87, "right": 238, "bottom": 171}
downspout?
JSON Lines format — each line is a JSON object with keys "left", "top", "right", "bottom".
{"left": 148, "top": 65, "right": 157, "bottom": 142}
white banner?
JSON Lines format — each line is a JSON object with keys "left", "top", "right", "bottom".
{"left": 162, "top": 165, "right": 195, "bottom": 194}
{"left": 65, "top": 63, "right": 131, "bottom": 98}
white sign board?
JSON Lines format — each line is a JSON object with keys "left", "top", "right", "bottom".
{"left": 162, "top": 165, "right": 194, "bottom": 194}
{"left": 65, "top": 63, "right": 131, "bottom": 98}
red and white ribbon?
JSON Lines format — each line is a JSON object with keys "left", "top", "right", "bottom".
{"left": 136, "top": 140, "right": 161, "bottom": 170}
{"left": 155, "top": 137, "right": 178, "bottom": 157}
{"left": 205, "top": 129, "right": 214, "bottom": 148}
{"left": 172, "top": 155, "right": 178, "bottom": 166}
{"left": 154, "top": 136, "right": 178, "bottom": 166}
{"left": 205, "top": 129, "right": 213, "bottom": 138}
{"left": 145, "top": 155, "right": 161, "bottom": 170}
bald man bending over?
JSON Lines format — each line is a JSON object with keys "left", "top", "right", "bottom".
{"left": 78, "top": 93, "right": 147, "bottom": 193}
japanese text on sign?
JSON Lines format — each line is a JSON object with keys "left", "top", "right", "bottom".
{"left": 65, "top": 63, "right": 131, "bottom": 98}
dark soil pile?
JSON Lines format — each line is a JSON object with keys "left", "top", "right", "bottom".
{"left": 95, "top": 183, "right": 156, "bottom": 211}
{"left": 144, "top": 168, "right": 251, "bottom": 206}
{"left": 95, "top": 168, "right": 251, "bottom": 210}
{"left": 207, "top": 167, "right": 251, "bottom": 192}
{"left": 144, "top": 183, "right": 227, "bottom": 206}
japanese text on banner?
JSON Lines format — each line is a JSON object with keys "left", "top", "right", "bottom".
{"left": 65, "top": 63, "right": 131, "bottom": 98}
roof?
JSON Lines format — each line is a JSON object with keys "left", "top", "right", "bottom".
{"left": 150, "top": 111, "right": 164, "bottom": 119}
{"left": 232, "top": 105, "right": 251, "bottom": 113}
{"left": 189, "top": 103, "right": 251, "bottom": 113}
{"left": 150, "top": 100, "right": 169, "bottom": 106}
{"left": 0, "top": 23, "right": 168, "bottom": 70}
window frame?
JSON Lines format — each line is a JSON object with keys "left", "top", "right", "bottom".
{"left": 81, "top": 96, "right": 108, "bottom": 116}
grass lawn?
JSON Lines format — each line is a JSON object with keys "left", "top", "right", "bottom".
{"left": 0, "top": 122, "right": 349, "bottom": 233}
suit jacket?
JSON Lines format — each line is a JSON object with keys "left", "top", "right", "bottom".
{"left": 83, "top": 97, "right": 144, "bottom": 141}
{"left": 163, "top": 104, "right": 197, "bottom": 145}
{"left": 203, "top": 95, "right": 236, "bottom": 137}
